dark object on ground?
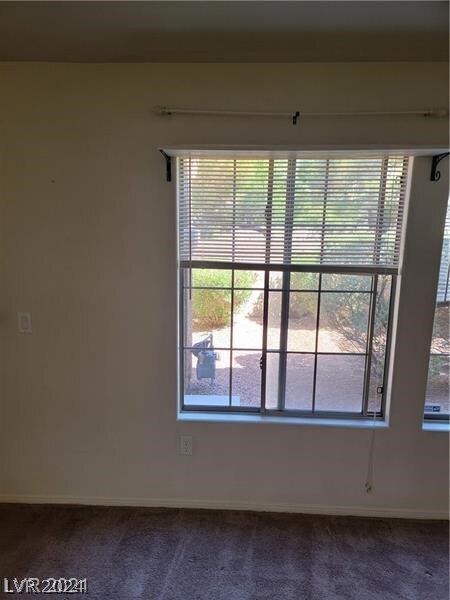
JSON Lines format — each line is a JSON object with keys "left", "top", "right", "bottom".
{"left": 192, "top": 333, "right": 218, "bottom": 383}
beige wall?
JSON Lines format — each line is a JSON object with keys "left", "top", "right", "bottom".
{"left": 0, "top": 62, "right": 448, "bottom": 516}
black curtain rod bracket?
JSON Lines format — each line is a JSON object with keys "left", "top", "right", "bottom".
{"left": 160, "top": 149, "right": 172, "bottom": 182}
{"left": 430, "top": 152, "right": 449, "bottom": 181}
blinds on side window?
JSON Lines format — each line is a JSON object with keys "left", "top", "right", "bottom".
{"left": 178, "top": 155, "right": 409, "bottom": 271}
{"left": 437, "top": 200, "right": 450, "bottom": 304}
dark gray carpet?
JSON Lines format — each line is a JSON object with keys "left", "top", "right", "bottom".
{"left": 0, "top": 504, "right": 447, "bottom": 600}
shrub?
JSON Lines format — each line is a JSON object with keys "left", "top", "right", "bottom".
{"left": 249, "top": 273, "right": 389, "bottom": 352}
{"left": 192, "top": 269, "right": 256, "bottom": 330}
{"left": 250, "top": 272, "right": 318, "bottom": 323}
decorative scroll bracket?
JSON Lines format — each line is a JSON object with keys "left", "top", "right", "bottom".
{"left": 160, "top": 149, "right": 172, "bottom": 182}
{"left": 430, "top": 152, "right": 449, "bottom": 181}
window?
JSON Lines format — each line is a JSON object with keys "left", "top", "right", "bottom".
{"left": 424, "top": 198, "right": 449, "bottom": 420}
{"left": 177, "top": 154, "right": 409, "bottom": 418}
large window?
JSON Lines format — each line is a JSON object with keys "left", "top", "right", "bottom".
{"left": 177, "top": 154, "right": 409, "bottom": 418}
{"left": 424, "top": 199, "right": 449, "bottom": 420}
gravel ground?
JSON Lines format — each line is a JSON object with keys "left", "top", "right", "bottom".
{"left": 186, "top": 344, "right": 370, "bottom": 412}
{"left": 186, "top": 294, "right": 375, "bottom": 412}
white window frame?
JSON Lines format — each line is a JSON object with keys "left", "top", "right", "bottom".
{"left": 424, "top": 197, "right": 450, "bottom": 422}
{"left": 179, "top": 265, "right": 396, "bottom": 420}
{"left": 176, "top": 152, "right": 409, "bottom": 421}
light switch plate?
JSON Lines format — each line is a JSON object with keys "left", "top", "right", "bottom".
{"left": 18, "top": 312, "right": 32, "bottom": 333}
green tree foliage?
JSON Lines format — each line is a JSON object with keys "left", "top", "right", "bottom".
{"left": 191, "top": 269, "right": 256, "bottom": 330}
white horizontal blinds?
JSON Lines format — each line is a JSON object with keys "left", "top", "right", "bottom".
{"left": 291, "top": 156, "right": 408, "bottom": 266}
{"left": 178, "top": 155, "right": 408, "bottom": 270}
{"left": 436, "top": 200, "right": 450, "bottom": 303}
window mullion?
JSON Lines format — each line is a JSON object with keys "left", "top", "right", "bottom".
{"left": 320, "top": 159, "right": 330, "bottom": 264}
{"left": 265, "top": 159, "right": 274, "bottom": 264}
{"left": 228, "top": 162, "right": 237, "bottom": 409}
{"left": 261, "top": 269, "right": 270, "bottom": 414}
{"left": 362, "top": 275, "right": 378, "bottom": 416}
{"left": 393, "top": 157, "right": 410, "bottom": 268}
{"left": 283, "top": 159, "right": 296, "bottom": 264}
{"left": 311, "top": 273, "right": 322, "bottom": 413}
{"left": 228, "top": 271, "right": 235, "bottom": 408}
{"left": 380, "top": 275, "right": 397, "bottom": 418}
{"left": 188, "top": 158, "right": 193, "bottom": 300}
{"left": 278, "top": 159, "right": 297, "bottom": 411}
{"left": 261, "top": 161, "right": 275, "bottom": 414}
{"left": 179, "top": 269, "right": 186, "bottom": 410}
{"left": 278, "top": 271, "right": 290, "bottom": 410}
{"left": 373, "top": 156, "right": 389, "bottom": 265}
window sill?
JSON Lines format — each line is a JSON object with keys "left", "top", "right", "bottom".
{"left": 422, "top": 421, "right": 450, "bottom": 432}
{"left": 177, "top": 411, "right": 389, "bottom": 429}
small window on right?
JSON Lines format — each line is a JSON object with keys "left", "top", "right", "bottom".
{"left": 424, "top": 199, "right": 450, "bottom": 421}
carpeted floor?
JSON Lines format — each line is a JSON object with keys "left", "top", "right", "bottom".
{"left": 0, "top": 504, "right": 448, "bottom": 600}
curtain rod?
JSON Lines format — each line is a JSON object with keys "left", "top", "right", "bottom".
{"left": 155, "top": 106, "right": 448, "bottom": 125}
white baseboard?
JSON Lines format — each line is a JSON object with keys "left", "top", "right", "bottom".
{"left": 0, "top": 494, "right": 447, "bottom": 520}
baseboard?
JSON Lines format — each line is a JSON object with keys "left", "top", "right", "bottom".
{"left": 0, "top": 494, "right": 447, "bottom": 520}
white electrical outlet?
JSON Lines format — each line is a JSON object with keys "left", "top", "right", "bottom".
{"left": 18, "top": 312, "right": 32, "bottom": 334}
{"left": 180, "top": 434, "right": 193, "bottom": 456}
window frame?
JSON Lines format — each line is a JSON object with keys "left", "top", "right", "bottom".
{"left": 176, "top": 153, "right": 406, "bottom": 421}
{"left": 179, "top": 263, "right": 396, "bottom": 420}
{"left": 424, "top": 350, "right": 450, "bottom": 421}
{"left": 423, "top": 198, "right": 450, "bottom": 422}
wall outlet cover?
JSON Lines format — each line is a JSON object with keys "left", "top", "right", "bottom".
{"left": 180, "top": 434, "right": 193, "bottom": 455}
{"left": 18, "top": 312, "right": 32, "bottom": 334}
